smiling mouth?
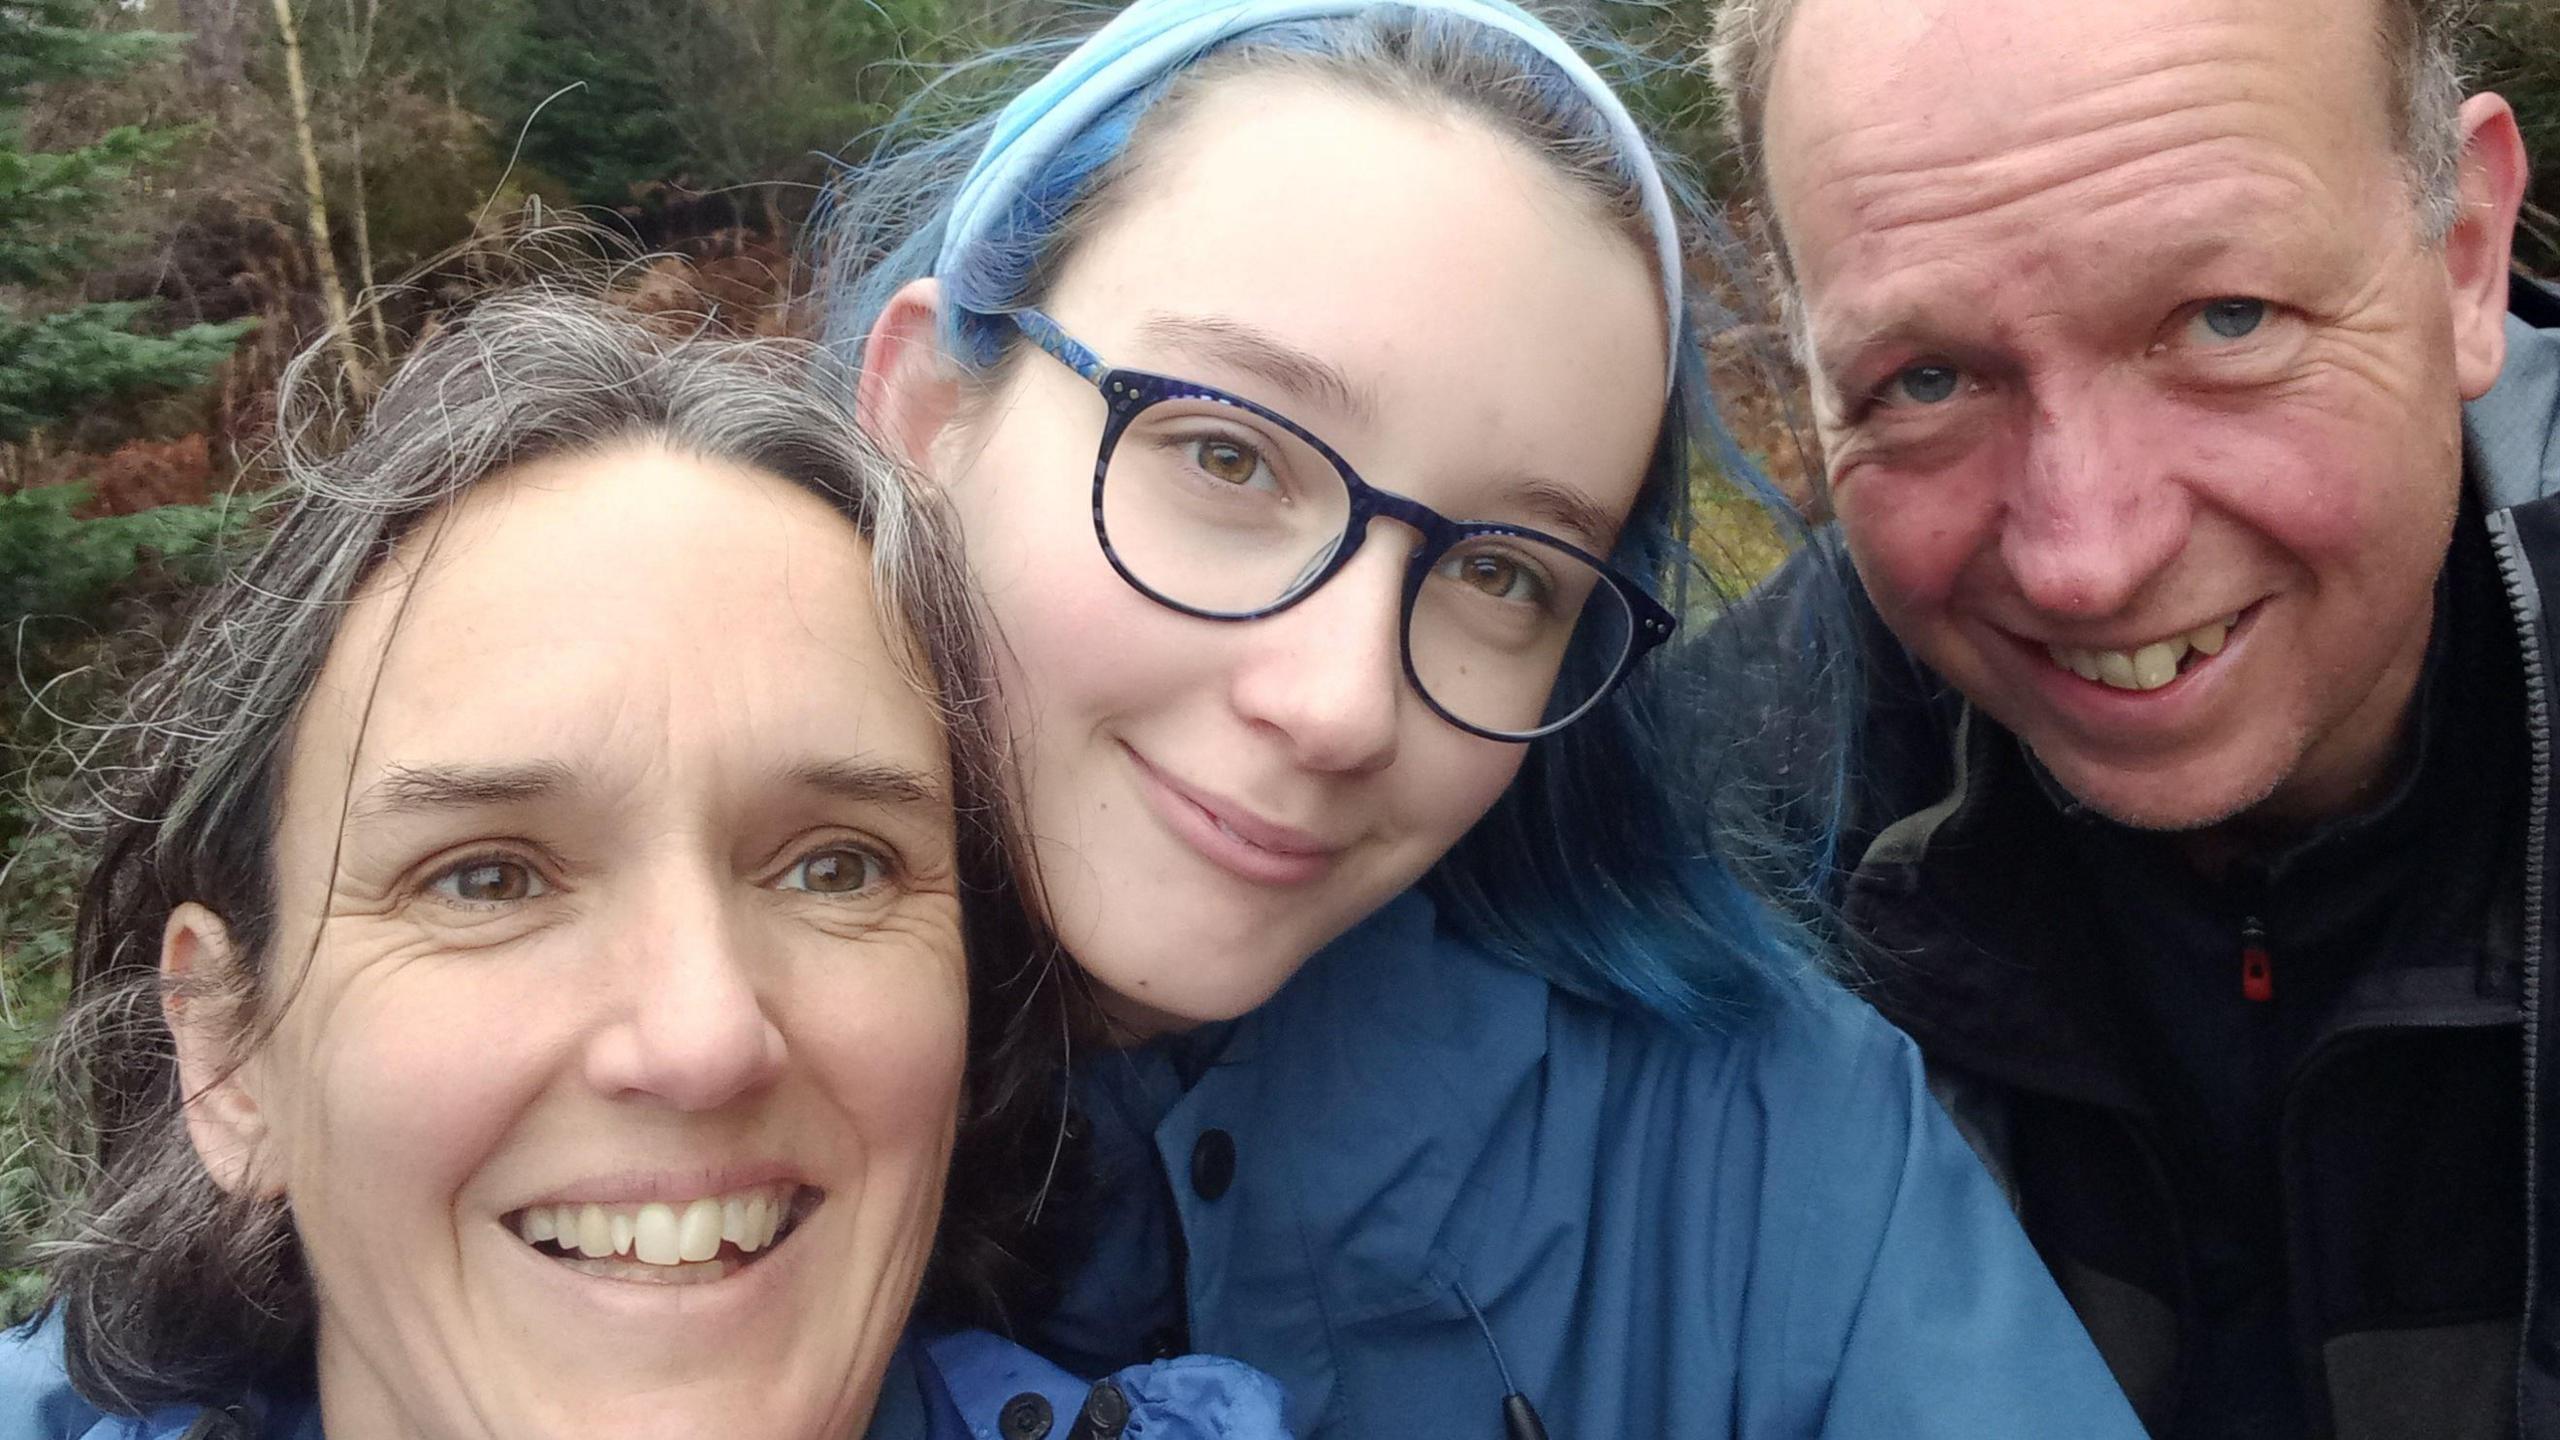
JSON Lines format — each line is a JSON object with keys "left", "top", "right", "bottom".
{"left": 508, "top": 1183, "right": 821, "bottom": 1286}
{"left": 2041, "top": 609, "right": 2249, "bottom": 694}
{"left": 1121, "top": 744, "right": 1338, "bottom": 874}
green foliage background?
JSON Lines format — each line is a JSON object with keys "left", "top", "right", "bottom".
{"left": 3, "top": 0, "right": 2559, "bottom": 1332}
{"left": 2478, "top": 0, "right": 2560, "bottom": 274}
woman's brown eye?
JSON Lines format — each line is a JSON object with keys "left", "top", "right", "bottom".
{"left": 1458, "top": 554, "right": 1524, "bottom": 597}
{"left": 783, "top": 847, "right": 887, "bottom": 897}
{"left": 431, "top": 858, "right": 541, "bottom": 905}
{"left": 1192, "top": 439, "right": 1264, "bottom": 487}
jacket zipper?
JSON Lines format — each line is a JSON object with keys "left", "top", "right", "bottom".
{"left": 2241, "top": 915, "right": 2275, "bottom": 1002}
{"left": 2489, "top": 508, "right": 2553, "bottom": 1430}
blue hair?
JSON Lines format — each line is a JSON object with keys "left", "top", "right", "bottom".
{"left": 813, "top": 2, "right": 1865, "bottom": 1029}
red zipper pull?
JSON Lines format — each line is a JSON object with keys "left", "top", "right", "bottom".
{"left": 2240, "top": 916, "right": 2274, "bottom": 1002}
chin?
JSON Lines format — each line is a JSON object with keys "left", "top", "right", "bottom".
{"left": 2026, "top": 741, "right": 2289, "bottom": 835}
{"left": 1086, "top": 930, "right": 1308, "bottom": 1035}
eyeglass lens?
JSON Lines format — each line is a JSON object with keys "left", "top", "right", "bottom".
{"left": 1098, "top": 393, "right": 1636, "bottom": 738}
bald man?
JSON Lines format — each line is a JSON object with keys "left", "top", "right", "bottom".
{"left": 1698, "top": 0, "right": 2558, "bottom": 1435}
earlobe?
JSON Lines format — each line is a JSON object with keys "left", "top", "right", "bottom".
{"left": 2442, "top": 92, "right": 2531, "bottom": 399}
{"left": 162, "top": 902, "right": 277, "bottom": 1197}
{"left": 857, "top": 277, "right": 968, "bottom": 478}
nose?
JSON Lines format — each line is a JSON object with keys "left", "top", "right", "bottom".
{"left": 582, "top": 873, "right": 786, "bottom": 1111}
{"left": 1997, "top": 383, "right": 2193, "bottom": 620}
{"left": 1226, "top": 525, "right": 1408, "bottom": 775}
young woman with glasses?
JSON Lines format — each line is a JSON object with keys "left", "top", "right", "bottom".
{"left": 835, "top": 2, "right": 2147, "bottom": 1435}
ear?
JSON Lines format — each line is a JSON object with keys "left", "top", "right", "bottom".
{"left": 2441, "top": 92, "right": 2531, "bottom": 400}
{"left": 162, "top": 902, "right": 278, "bottom": 1197}
{"left": 857, "top": 277, "right": 969, "bottom": 478}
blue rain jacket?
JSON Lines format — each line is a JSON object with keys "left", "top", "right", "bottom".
{"left": 0, "top": 1311, "right": 1286, "bottom": 1440}
{"left": 1030, "top": 887, "right": 2148, "bottom": 1438}
{"left": 0, "top": 1311, "right": 323, "bottom": 1440}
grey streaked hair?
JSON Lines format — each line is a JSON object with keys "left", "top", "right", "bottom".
{"left": 1708, "top": 0, "right": 2479, "bottom": 253}
{"left": 29, "top": 290, "right": 1073, "bottom": 1415}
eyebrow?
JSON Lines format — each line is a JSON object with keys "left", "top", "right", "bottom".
{"left": 1808, "top": 313, "right": 1937, "bottom": 394}
{"left": 1505, "top": 479, "right": 1623, "bottom": 552}
{"left": 775, "top": 758, "right": 948, "bottom": 810}
{"left": 352, "top": 761, "right": 579, "bottom": 821}
{"left": 351, "top": 758, "right": 946, "bottom": 824}
{"left": 1136, "top": 312, "right": 1376, "bottom": 423}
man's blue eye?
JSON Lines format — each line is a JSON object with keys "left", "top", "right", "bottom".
{"left": 2200, "top": 299, "right": 2266, "bottom": 341}
{"left": 1892, "top": 364, "right": 1962, "bottom": 405}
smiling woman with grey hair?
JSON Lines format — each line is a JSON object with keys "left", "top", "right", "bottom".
{"left": 0, "top": 292, "right": 1284, "bottom": 1440}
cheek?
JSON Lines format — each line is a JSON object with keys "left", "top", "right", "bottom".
{"left": 263, "top": 956, "right": 563, "bottom": 1218}
{"left": 947, "top": 423, "right": 1183, "bottom": 732}
{"left": 1835, "top": 468, "right": 1998, "bottom": 615}
{"left": 2179, "top": 401, "right": 2459, "bottom": 567}
{"left": 984, "top": 564, "right": 1158, "bottom": 732}
{"left": 1396, "top": 730, "right": 1528, "bottom": 858}
{"left": 782, "top": 933, "right": 969, "bottom": 1152}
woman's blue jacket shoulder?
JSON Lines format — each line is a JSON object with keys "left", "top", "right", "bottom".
{"left": 0, "top": 1310, "right": 1287, "bottom": 1440}
{"left": 0, "top": 1311, "right": 323, "bottom": 1440}
{"left": 1033, "top": 886, "right": 2147, "bottom": 1439}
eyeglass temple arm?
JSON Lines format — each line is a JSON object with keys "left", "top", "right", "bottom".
{"left": 1004, "top": 308, "right": 1108, "bottom": 384}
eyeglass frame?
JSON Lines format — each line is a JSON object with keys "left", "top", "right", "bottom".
{"left": 995, "top": 307, "right": 1680, "bottom": 742}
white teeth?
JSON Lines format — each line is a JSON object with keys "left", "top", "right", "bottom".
{"left": 679, "top": 1198, "right": 724, "bottom": 1263}
{"left": 2044, "top": 614, "right": 2244, "bottom": 693}
{"left": 634, "top": 1203, "right": 681, "bottom": 1266}
{"left": 522, "top": 1184, "right": 799, "bottom": 1269}
{"left": 577, "top": 1204, "right": 612, "bottom": 1259}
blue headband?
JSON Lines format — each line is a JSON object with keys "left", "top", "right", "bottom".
{"left": 937, "top": 0, "right": 1685, "bottom": 392}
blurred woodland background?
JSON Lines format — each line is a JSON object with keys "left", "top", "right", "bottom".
{"left": 1, "top": 0, "right": 2557, "bottom": 1315}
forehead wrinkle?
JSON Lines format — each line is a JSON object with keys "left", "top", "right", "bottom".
{"left": 1808, "top": 97, "right": 2321, "bottom": 250}
{"left": 1776, "top": 2, "right": 2379, "bottom": 236}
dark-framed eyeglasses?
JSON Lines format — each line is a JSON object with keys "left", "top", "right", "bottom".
{"left": 1002, "top": 307, "right": 1678, "bottom": 743}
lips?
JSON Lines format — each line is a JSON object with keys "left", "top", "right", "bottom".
{"left": 1123, "top": 746, "right": 1340, "bottom": 885}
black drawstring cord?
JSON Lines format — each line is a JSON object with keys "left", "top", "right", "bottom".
{"left": 1455, "top": 1281, "right": 1550, "bottom": 1440}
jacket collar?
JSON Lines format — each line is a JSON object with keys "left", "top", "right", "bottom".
{"left": 1191, "top": 887, "right": 1557, "bottom": 1318}
{"left": 1848, "top": 711, "right": 2159, "bottom": 1112}
{"left": 1068, "top": 887, "right": 1558, "bottom": 1322}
